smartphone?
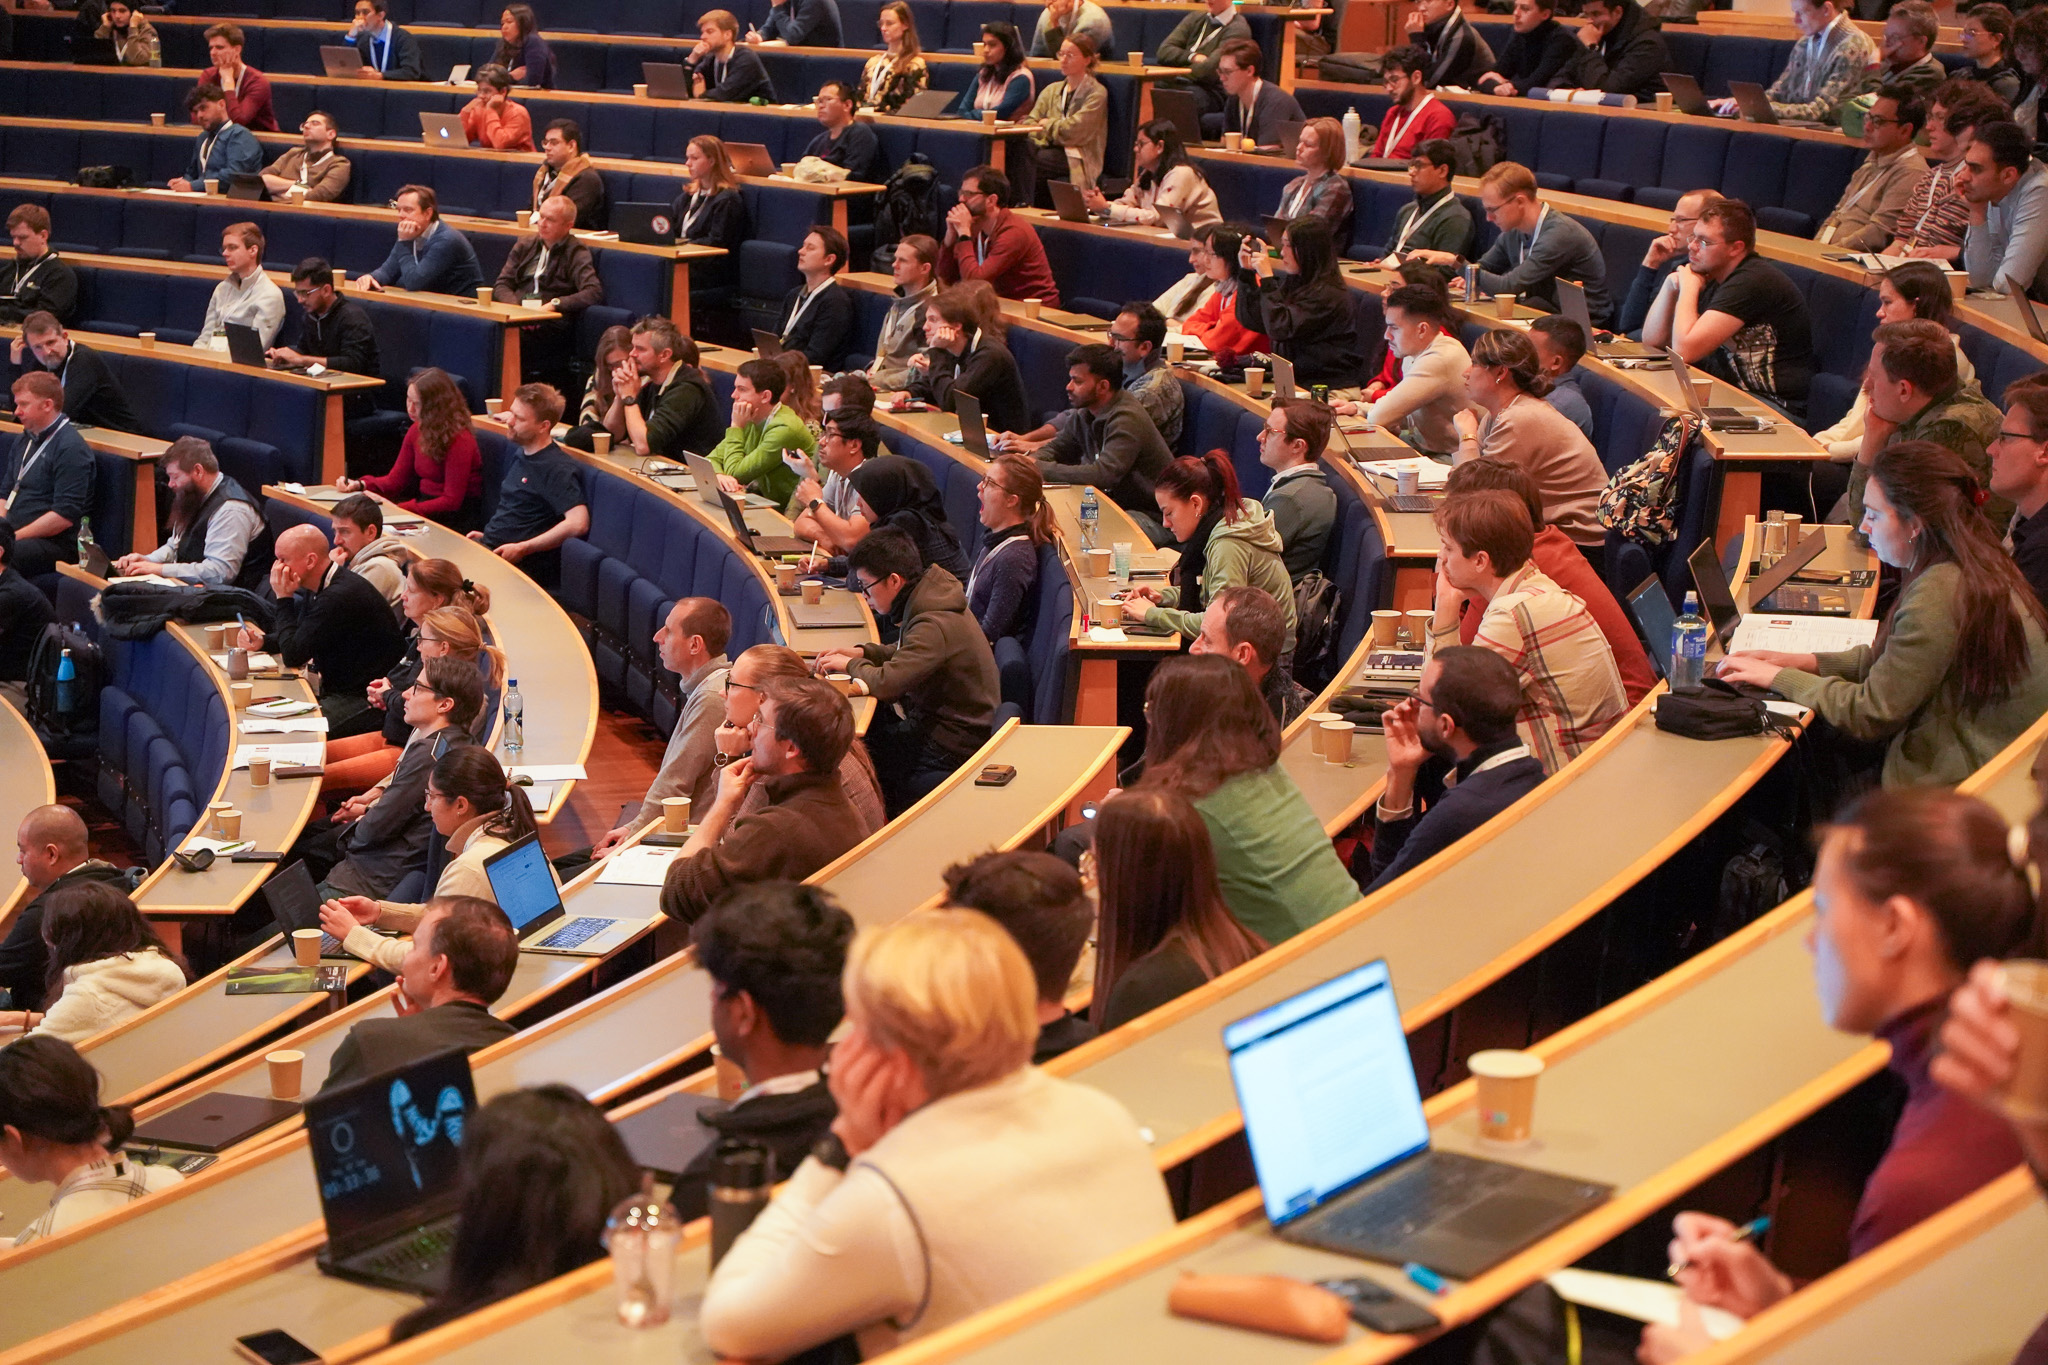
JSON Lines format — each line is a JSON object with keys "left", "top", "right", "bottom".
{"left": 234, "top": 1330, "right": 323, "bottom": 1365}
{"left": 974, "top": 764, "right": 1018, "bottom": 787}
{"left": 1314, "top": 1278, "right": 1442, "bottom": 1335}
{"left": 230, "top": 850, "right": 285, "bottom": 862}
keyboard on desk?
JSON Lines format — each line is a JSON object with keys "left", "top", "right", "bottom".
{"left": 535, "top": 917, "right": 617, "bottom": 951}
{"left": 1307, "top": 1151, "right": 1518, "bottom": 1244}
{"left": 350, "top": 1221, "right": 457, "bottom": 1285}
{"left": 1385, "top": 492, "right": 1444, "bottom": 513}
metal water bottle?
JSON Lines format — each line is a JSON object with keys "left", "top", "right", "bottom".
{"left": 708, "top": 1139, "right": 776, "bottom": 1267}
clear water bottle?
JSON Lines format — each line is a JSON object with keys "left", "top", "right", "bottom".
{"left": 77, "top": 516, "right": 96, "bottom": 561}
{"left": 502, "top": 679, "right": 524, "bottom": 752}
{"left": 1671, "top": 593, "right": 1708, "bottom": 690}
{"left": 1078, "top": 487, "right": 1099, "bottom": 550}
{"left": 1341, "top": 107, "right": 1363, "bottom": 165}
{"left": 603, "top": 1172, "right": 680, "bottom": 1328}
{"left": 54, "top": 648, "right": 76, "bottom": 716}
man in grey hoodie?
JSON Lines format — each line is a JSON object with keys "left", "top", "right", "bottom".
{"left": 329, "top": 492, "right": 411, "bottom": 620}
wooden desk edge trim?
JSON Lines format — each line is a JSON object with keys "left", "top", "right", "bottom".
{"left": 807, "top": 715, "right": 1024, "bottom": 884}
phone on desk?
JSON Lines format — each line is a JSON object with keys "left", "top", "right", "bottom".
{"left": 1315, "top": 1278, "right": 1442, "bottom": 1334}
{"left": 975, "top": 764, "right": 1017, "bottom": 787}
{"left": 234, "top": 1330, "right": 323, "bottom": 1365}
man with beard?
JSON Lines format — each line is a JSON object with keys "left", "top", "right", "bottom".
{"left": 112, "top": 436, "right": 272, "bottom": 589}
{"left": 1359, "top": 645, "right": 1545, "bottom": 891}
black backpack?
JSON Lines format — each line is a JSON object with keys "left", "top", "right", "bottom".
{"left": 871, "top": 154, "right": 947, "bottom": 270}
{"left": 1448, "top": 112, "right": 1507, "bottom": 177}
{"left": 25, "top": 620, "right": 105, "bottom": 759}
{"left": 1289, "top": 571, "right": 1344, "bottom": 691}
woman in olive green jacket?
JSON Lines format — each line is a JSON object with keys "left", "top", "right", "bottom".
{"left": 1718, "top": 440, "right": 2048, "bottom": 789}
{"left": 1129, "top": 451, "right": 1298, "bottom": 659}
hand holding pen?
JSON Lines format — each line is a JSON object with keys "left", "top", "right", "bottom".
{"left": 1664, "top": 1213, "right": 1788, "bottom": 1318}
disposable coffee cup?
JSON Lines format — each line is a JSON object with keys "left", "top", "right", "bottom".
{"left": 1222, "top": 132, "right": 1244, "bottom": 151}
{"left": 517, "top": 209, "right": 533, "bottom": 227}
{"left": 250, "top": 756, "right": 273, "bottom": 787}
{"left": 1469, "top": 1048, "right": 1544, "bottom": 1144}
{"left": 267, "top": 1049, "right": 305, "bottom": 1100}
{"left": 1084, "top": 546, "right": 1113, "bottom": 577}
{"left": 209, "top": 622, "right": 232, "bottom": 649}
{"left": 1023, "top": 298, "right": 1042, "bottom": 320}
{"left": 633, "top": 82, "right": 649, "bottom": 98}
{"left": 137, "top": 332, "right": 156, "bottom": 348}
{"left": 1320, "top": 719, "right": 1356, "bottom": 764}
{"left": 208, "top": 799, "right": 233, "bottom": 834}
{"left": 1654, "top": 91, "right": 1673, "bottom": 112}
{"left": 781, "top": 162, "right": 798, "bottom": 177}
{"left": 1494, "top": 292, "right": 1516, "bottom": 318}
{"left": 1395, "top": 468, "right": 1419, "bottom": 496}
{"left": 485, "top": 397, "right": 504, "bottom": 414}
{"left": 1129, "top": 49, "right": 1144, "bottom": 67}
{"left": 982, "top": 109, "right": 998, "bottom": 127}
{"left": 1371, "top": 608, "right": 1401, "bottom": 647}
{"left": 824, "top": 672, "right": 856, "bottom": 695}
{"left": 1404, "top": 608, "right": 1435, "bottom": 647}
{"left": 1167, "top": 339, "right": 1184, "bottom": 364}
{"left": 1783, "top": 513, "right": 1804, "bottom": 547}
{"left": 150, "top": 112, "right": 166, "bottom": 126}
{"left": 1304, "top": 711, "right": 1340, "bottom": 755}
{"left": 1096, "top": 597, "right": 1125, "bottom": 626}
{"left": 1949, "top": 271, "right": 1968, "bottom": 301}
{"left": 293, "top": 928, "right": 323, "bottom": 966}
{"left": 1691, "top": 378, "right": 1714, "bottom": 407}
{"left": 204, "top": 178, "right": 219, "bottom": 195}
{"left": 229, "top": 681, "right": 254, "bottom": 709}
{"left": 775, "top": 563, "right": 798, "bottom": 592}
{"left": 476, "top": 285, "right": 494, "bottom": 305}
{"left": 217, "top": 808, "right": 243, "bottom": 840}
{"left": 2000, "top": 960, "right": 2048, "bottom": 1122}
{"left": 800, "top": 577, "right": 823, "bottom": 604}
{"left": 1244, "top": 366, "right": 1265, "bottom": 398}
{"left": 661, "top": 795, "right": 691, "bottom": 834}
{"left": 592, "top": 430, "right": 612, "bottom": 454}
{"left": 287, "top": 185, "right": 308, "bottom": 203}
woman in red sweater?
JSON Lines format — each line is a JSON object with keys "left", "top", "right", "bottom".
{"left": 343, "top": 368, "right": 485, "bottom": 532}
{"left": 1180, "top": 223, "right": 1270, "bottom": 365}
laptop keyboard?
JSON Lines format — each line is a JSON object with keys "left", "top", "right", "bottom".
{"left": 1385, "top": 493, "right": 1444, "bottom": 514}
{"left": 360, "top": 1223, "right": 456, "bottom": 1279}
{"left": 536, "top": 917, "right": 617, "bottom": 950}
{"left": 1316, "top": 1152, "right": 1518, "bottom": 1241}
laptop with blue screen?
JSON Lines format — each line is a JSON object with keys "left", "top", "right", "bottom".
{"left": 1226, "top": 960, "right": 1610, "bottom": 1279}
{"left": 483, "top": 835, "right": 635, "bottom": 956}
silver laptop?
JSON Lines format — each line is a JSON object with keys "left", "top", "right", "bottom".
{"left": 320, "top": 44, "right": 365, "bottom": 77}
{"left": 1269, "top": 353, "right": 1297, "bottom": 401}
{"left": 1558, "top": 278, "right": 1651, "bottom": 357}
{"left": 1728, "top": 80, "right": 1831, "bottom": 130}
{"left": 446, "top": 63, "right": 471, "bottom": 84}
{"left": 1047, "top": 179, "right": 1096, "bottom": 223}
{"left": 484, "top": 835, "right": 636, "bottom": 956}
{"left": 896, "top": 88, "right": 958, "bottom": 120}
{"left": 684, "top": 451, "right": 776, "bottom": 512}
{"left": 1155, "top": 203, "right": 1195, "bottom": 240}
{"left": 1663, "top": 348, "right": 1773, "bottom": 431}
{"left": 419, "top": 111, "right": 466, "bottom": 148}
{"left": 1659, "top": 72, "right": 1713, "bottom": 117}
{"left": 1228, "top": 959, "right": 1611, "bottom": 1280}
{"left": 2009, "top": 277, "right": 2046, "bottom": 342}
{"left": 642, "top": 61, "right": 691, "bottom": 100}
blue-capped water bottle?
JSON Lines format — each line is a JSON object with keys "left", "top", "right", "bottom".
{"left": 1671, "top": 593, "right": 1708, "bottom": 690}
{"left": 502, "top": 678, "right": 524, "bottom": 752}
{"left": 54, "top": 647, "right": 76, "bottom": 717}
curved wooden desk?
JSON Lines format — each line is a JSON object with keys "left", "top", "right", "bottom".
{"left": 0, "top": 416, "right": 163, "bottom": 556}
{"left": 0, "top": 695, "right": 56, "bottom": 926}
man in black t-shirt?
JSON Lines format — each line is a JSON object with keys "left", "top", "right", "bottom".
{"left": 1641, "top": 198, "right": 1814, "bottom": 417}
{"left": 8, "top": 312, "right": 137, "bottom": 433}
{"left": 472, "top": 382, "right": 589, "bottom": 586}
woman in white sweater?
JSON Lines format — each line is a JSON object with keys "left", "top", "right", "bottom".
{"left": 700, "top": 909, "right": 1175, "bottom": 1360}
{"left": 0, "top": 884, "right": 188, "bottom": 1045}
{"left": 1085, "top": 118, "right": 1222, "bottom": 229}
{"left": 1814, "top": 261, "right": 1979, "bottom": 460}
{"left": 319, "top": 745, "right": 536, "bottom": 972}
{"left": 0, "top": 1036, "right": 183, "bottom": 1244}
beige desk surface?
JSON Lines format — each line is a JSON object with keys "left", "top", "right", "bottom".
{"left": 263, "top": 485, "right": 598, "bottom": 817}
{"left": 0, "top": 722, "right": 1120, "bottom": 1362}
{"left": 0, "top": 320, "right": 381, "bottom": 397}
{"left": 0, "top": 697, "right": 54, "bottom": 921}
{"left": 0, "top": 414, "right": 164, "bottom": 463}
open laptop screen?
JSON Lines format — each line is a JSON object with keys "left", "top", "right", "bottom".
{"left": 306, "top": 1048, "right": 475, "bottom": 1245}
{"left": 1224, "top": 960, "right": 1430, "bottom": 1226}
{"left": 1686, "top": 539, "right": 1744, "bottom": 650}
{"left": 482, "top": 835, "right": 563, "bottom": 934}
{"left": 1624, "top": 576, "right": 1677, "bottom": 682}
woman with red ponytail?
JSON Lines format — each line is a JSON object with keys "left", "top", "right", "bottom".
{"left": 1127, "top": 450, "right": 1298, "bottom": 658}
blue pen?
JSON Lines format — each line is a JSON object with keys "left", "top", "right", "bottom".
{"left": 1668, "top": 1216, "right": 1770, "bottom": 1278}
{"left": 1402, "top": 1262, "right": 1447, "bottom": 1296}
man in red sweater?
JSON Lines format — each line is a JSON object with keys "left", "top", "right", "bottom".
{"left": 1369, "top": 47, "right": 1454, "bottom": 161}
{"left": 937, "top": 165, "right": 1060, "bottom": 308}
{"left": 199, "top": 23, "right": 278, "bottom": 132}
{"left": 1445, "top": 459, "right": 1655, "bottom": 705}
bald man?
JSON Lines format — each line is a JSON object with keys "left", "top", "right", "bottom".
{"left": 1, "top": 805, "right": 130, "bottom": 1011}
{"left": 237, "top": 523, "right": 406, "bottom": 735}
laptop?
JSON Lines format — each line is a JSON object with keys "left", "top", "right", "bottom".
{"left": 484, "top": 834, "right": 637, "bottom": 956}
{"left": 266, "top": 859, "right": 346, "bottom": 958}
{"left": 724, "top": 142, "right": 777, "bottom": 178}
{"left": 955, "top": 389, "right": 992, "bottom": 459}
{"left": 1269, "top": 353, "right": 1297, "bottom": 402}
{"left": 1664, "top": 349, "right": 1773, "bottom": 431}
{"left": 319, "top": 44, "right": 366, "bottom": 77}
{"left": 2009, "top": 278, "right": 2047, "bottom": 343}
{"left": 1728, "top": 80, "right": 1831, "bottom": 131}
{"left": 642, "top": 60, "right": 691, "bottom": 100}
{"left": 71, "top": 36, "right": 119, "bottom": 64}
{"left": 131, "top": 1091, "right": 302, "bottom": 1152}
{"left": 223, "top": 321, "right": 268, "bottom": 368}
{"left": 1047, "top": 178, "right": 1097, "bottom": 223}
{"left": 446, "top": 63, "right": 472, "bottom": 84}
{"left": 419, "top": 111, "right": 467, "bottom": 149}
{"left": 717, "top": 487, "right": 813, "bottom": 557}
{"left": 226, "top": 172, "right": 269, "bottom": 202}
{"left": 612, "top": 201, "right": 676, "bottom": 246}
{"left": 1227, "top": 960, "right": 1611, "bottom": 1279}
{"left": 1556, "top": 278, "right": 1653, "bottom": 359}
{"left": 308, "top": 1048, "right": 475, "bottom": 1294}
{"left": 1155, "top": 203, "right": 1196, "bottom": 240}
{"left": 1151, "top": 87, "right": 1206, "bottom": 148}
{"left": 1659, "top": 72, "right": 1714, "bottom": 117}
{"left": 1623, "top": 575, "right": 1677, "bottom": 682}
{"left": 1272, "top": 120, "right": 1306, "bottom": 157}
{"left": 1687, "top": 538, "right": 1877, "bottom": 656}
{"left": 897, "top": 88, "right": 958, "bottom": 120}
{"left": 751, "top": 328, "right": 786, "bottom": 358}
{"left": 683, "top": 451, "right": 779, "bottom": 513}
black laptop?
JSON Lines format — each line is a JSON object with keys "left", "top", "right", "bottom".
{"left": 715, "top": 487, "right": 811, "bottom": 557}
{"left": 130, "top": 1091, "right": 302, "bottom": 1152}
{"left": 265, "top": 859, "right": 345, "bottom": 958}
{"left": 1623, "top": 574, "right": 1678, "bottom": 682}
{"left": 611, "top": 1091, "right": 730, "bottom": 1182}
{"left": 612, "top": 201, "right": 675, "bottom": 246}
{"left": 227, "top": 172, "right": 270, "bottom": 202}
{"left": 1227, "top": 959, "right": 1610, "bottom": 1280}
{"left": 1150, "top": 87, "right": 1206, "bottom": 148}
{"left": 223, "top": 321, "right": 268, "bottom": 368}
{"left": 308, "top": 1047, "right": 477, "bottom": 1295}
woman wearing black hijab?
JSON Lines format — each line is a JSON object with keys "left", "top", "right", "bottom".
{"left": 846, "top": 455, "right": 972, "bottom": 584}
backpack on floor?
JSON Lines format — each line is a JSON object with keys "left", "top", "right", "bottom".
{"left": 1290, "top": 570, "right": 1344, "bottom": 691}
{"left": 25, "top": 620, "right": 105, "bottom": 758}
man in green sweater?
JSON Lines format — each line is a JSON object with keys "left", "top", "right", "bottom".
{"left": 709, "top": 357, "right": 814, "bottom": 508}
{"left": 1843, "top": 319, "right": 2004, "bottom": 531}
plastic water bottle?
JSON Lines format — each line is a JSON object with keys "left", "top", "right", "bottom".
{"left": 604, "top": 1173, "right": 680, "bottom": 1328}
{"left": 1078, "top": 487, "right": 1099, "bottom": 550}
{"left": 1342, "top": 107, "right": 1363, "bottom": 165}
{"left": 502, "top": 679, "right": 524, "bottom": 752}
{"left": 77, "top": 516, "right": 96, "bottom": 561}
{"left": 54, "top": 648, "right": 76, "bottom": 716}
{"left": 1671, "top": 593, "right": 1708, "bottom": 690}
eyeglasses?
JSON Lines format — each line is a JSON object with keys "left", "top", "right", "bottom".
{"left": 1999, "top": 428, "right": 2044, "bottom": 442}
{"left": 1864, "top": 113, "right": 1903, "bottom": 126}
{"left": 1106, "top": 330, "right": 1141, "bottom": 345}
{"left": 723, "top": 676, "right": 763, "bottom": 696}
{"left": 853, "top": 575, "right": 884, "bottom": 599}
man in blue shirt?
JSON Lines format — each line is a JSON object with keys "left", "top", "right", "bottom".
{"left": 803, "top": 81, "right": 884, "bottom": 183}
{"left": 470, "top": 382, "right": 589, "bottom": 586}
{"left": 751, "top": 0, "right": 841, "bottom": 47}
{"left": 166, "top": 84, "right": 261, "bottom": 193}
{"left": 1527, "top": 314, "right": 1595, "bottom": 443}
{"left": 356, "top": 184, "right": 484, "bottom": 296}
{"left": 1, "top": 372, "right": 95, "bottom": 578}
{"left": 346, "top": 0, "right": 424, "bottom": 81}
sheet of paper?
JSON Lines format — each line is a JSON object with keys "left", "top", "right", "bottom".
{"left": 596, "top": 844, "right": 685, "bottom": 887}
{"left": 211, "top": 652, "right": 279, "bottom": 671}
{"left": 182, "top": 836, "right": 255, "bottom": 855}
{"left": 1086, "top": 626, "right": 1130, "bottom": 643}
{"left": 1358, "top": 456, "right": 1451, "bottom": 488}
{"left": 234, "top": 741, "right": 325, "bottom": 769}
{"left": 241, "top": 716, "right": 330, "bottom": 734}
{"left": 520, "top": 781, "right": 561, "bottom": 812}
{"left": 1728, "top": 615, "right": 1879, "bottom": 656}
{"left": 1544, "top": 1270, "right": 1742, "bottom": 1340}
{"left": 510, "top": 764, "right": 588, "bottom": 782}
{"left": 247, "top": 698, "right": 319, "bottom": 718}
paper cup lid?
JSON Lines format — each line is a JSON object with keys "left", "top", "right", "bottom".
{"left": 1467, "top": 1049, "right": 1544, "bottom": 1079}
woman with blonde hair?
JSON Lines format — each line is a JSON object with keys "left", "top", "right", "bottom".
{"left": 861, "top": 1, "right": 929, "bottom": 113}
{"left": 967, "top": 453, "right": 1052, "bottom": 641}
{"left": 669, "top": 136, "right": 749, "bottom": 258}
{"left": 699, "top": 909, "right": 1174, "bottom": 1361}
{"left": 776, "top": 350, "right": 824, "bottom": 430}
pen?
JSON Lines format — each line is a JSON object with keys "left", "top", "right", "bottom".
{"left": 1668, "top": 1216, "right": 1770, "bottom": 1279}
{"left": 1402, "top": 1262, "right": 1447, "bottom": 1296}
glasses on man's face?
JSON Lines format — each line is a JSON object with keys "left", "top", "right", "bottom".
{"left": 1688, "top": 232, "right": 1725, "bottom": 250}
{"left": 1107, "top": 330, "right": 1140, "bottom": 345}
{"left": 1999, "top": 427, "right": 2044, "bottom": 443}
{"left": 854, "top": 575, "right": 883, "bottom": 599}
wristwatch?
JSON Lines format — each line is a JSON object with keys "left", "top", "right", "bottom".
{"left": 808, "top": 498, "right": 823, "bottom": 515}
{"left": 620, "top": 393, "right": 638, "bottom": 406}
{"left": 811, "top": 1132, "right": 851, "bottom": 1171}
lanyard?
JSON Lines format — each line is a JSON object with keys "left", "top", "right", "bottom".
{"left": 1191, "top": 17, "right": 1226, "bottom": 55}
{"left": 1284, "top": 174, "right": 1322, "bottom": 219}
{"left": 783, "top": 280, "right": 829, "bottom": 337}
{"left": 1380, "top": 93, "right": 1435, "bottom": 154}
{"left": 1392, "top": 192, "right": 1453, "bottom": 254}
{"left": 680, "top": 192, "right": 708, "bottom": 236}
{"left": 1906, "top": 161, "right": 1963, "bottom": 244}
{"left": 199, "top": 130, "right": 218, "bottom": 168}
{"left": 16, "top": 417, "right": 68, "bottom": 489}
{"left": 7, "top": 255, "right": 50, "bottom": 299}
{"left": 298, "top": 150, "right": 330, "bottom": 185}
{"left": 529, "top": 243, "right": 550, "bottom": 289}
{"left": 1519, "top": 205, "right": 1549, "bottom": 265}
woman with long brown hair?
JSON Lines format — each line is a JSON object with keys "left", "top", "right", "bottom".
{"left": 0, "top": 1037, "right": 185, "bottom": 1244}
{"left": 1092, "top": 788, "right": 1266, "bottom": 1029}
{"left": 1719, "top": 440, "right": 2048, "bottom": 790}
{"left": 490, "top": 3, "right": 554, "bottom": 87}
{"left": 967, "top": 453, "right": 1053, "bottom": 641}
{"left": 1138, "top": 655, "right": 1356, "bottom": 944}
{"left": 860, "top": 0, "right": 929, "bottom": 113}
{"left": 1, "top": 884, "right": 189, "bottom": 1043}
{"left": 347, "top": 367, "right": 485, "bottom": 531}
